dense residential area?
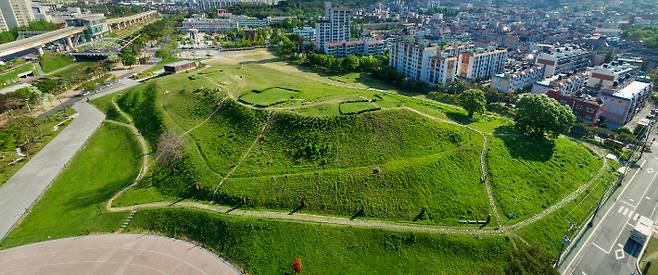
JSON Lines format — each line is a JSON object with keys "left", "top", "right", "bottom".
{"left": 0, "top": 0, "right": 657, "bottom": 274}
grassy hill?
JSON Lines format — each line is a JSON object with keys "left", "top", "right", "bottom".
{"left": 487, "top": 135, "right": 602, "bottom": 223}
{"left": 109, "top": 52, "right": 607, "bottom": 228}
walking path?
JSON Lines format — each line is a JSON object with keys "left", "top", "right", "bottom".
{"left": 0, "top": 233, "right": 241, "bottom": 275}
{"left": 0, "top": 102, "right": 104, "bottom": 241}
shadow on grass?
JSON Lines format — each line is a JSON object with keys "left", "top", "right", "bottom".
{"left": 446, "top": 111, "right": 474, "bottom": 125}
{"left": 238, "top": 57, "right": 287, "bottom": 65}
{"left": 350, "top": 208, "right": 365, "bottom": 220}
{"left": 64, "top": 176, "right": 134, "bottom": 211}
{"left": 493, "top": 127, "right": 556, "bottom": 162}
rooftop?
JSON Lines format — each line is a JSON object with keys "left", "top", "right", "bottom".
{"left": 613, "top": 81, "right": 651, "bottom": 100}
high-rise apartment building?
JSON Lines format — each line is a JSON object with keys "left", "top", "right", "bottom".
{"left": 315, "top": 2, "right": 350, "bottom": 51}
{"left": 535, "top": 44, "right": 590, "bottom": 78}
{"left": 0, "top": 0, "right": 35, "bottom": 30}
{"left": 457, "top": 47, "right": 508, "bottom": 81}
{"left": 388, "top": 38, "right": 439, "bottom": 82}
{"left": 0, "top": 10, "right": 8, "bottom": 32}
{"left": 388, "top": 37, "right": 482, "bottom": 84}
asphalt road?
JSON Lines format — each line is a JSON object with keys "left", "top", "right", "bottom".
{"left": 560, "top": 131, "right": 658, "bottom": 275}
{"left": 0, "top": 234, "right": 241, "bottom": 274}
{"left": 0, "top": 76, "right": 139, "bottom": 241}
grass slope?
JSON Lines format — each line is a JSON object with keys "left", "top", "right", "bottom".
{"left": 0, "top": 123, "right": 141, "bottom": 248}
{"left": 128, "top": 208, "right": 513, "bottom": 275}
{"left": 487, "top": 135, "right": 602, "bottom": 223}
{"left": 40, "top": 53, "right": 73, "bottom": 73}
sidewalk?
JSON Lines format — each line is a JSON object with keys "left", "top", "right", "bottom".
{"left": 0, "top": 102, "right": 104, "bottom": 241}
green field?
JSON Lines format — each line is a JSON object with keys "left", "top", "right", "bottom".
{"left": 339, "top": 101, "right": 381, "bottom": 114}
{"left": 2, "top": 50, "right": 613, "bottom": 273}
{"left": 0, "top": 109, "right": 75, "bottom": 187}
{"left": 0, "top": 62, "right": 35, "bottom": 88}
{"left": 487, "top": 136, "right": 603, "bottom": 223}
{"left": 0, "top": 123, "right": 140, "bottom": 248}
{"left": 239, "top": 87, "right": 298, "bottom": 107}
{"left": 105, "top": 51, "right": 606, "bottom": 228}
{"left": 39, "top": 53, "right": 74, "bottom": 73}
{"left": 129, "top": 208, "right": 514, "bottom": 274}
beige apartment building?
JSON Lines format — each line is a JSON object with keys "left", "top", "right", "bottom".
{"left": 0, "top": 0, "right": 35, "bottom": 31}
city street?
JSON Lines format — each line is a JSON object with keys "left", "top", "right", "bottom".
{"left": 560, "top": 132, "right": 658, "bottom": 275}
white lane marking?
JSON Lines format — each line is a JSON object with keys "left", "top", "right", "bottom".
{"left": 634, "top": 213, "right": 640, "bottom": 221}
{"left": 628, "top": 210, "right": 635, "bottom": 218}
{"left": 630, "top": 198, "right": 635, "bottom": 202}
{"left": 648, "top": 168, "right": 655, "bottom": 173}
{"left": 617, "top": 243, "right": 623, "bottom": 248}
{"left": 615, "top": 249, "right": 625, "bottom": 260}
{"left": 623, "top": 208, "right": 629, "bottom": 216}
{"left": 622, "top": 200, "right": 635, "bottom": 208}
{"left": 618, "top": 206, "right": 624, "bottom": 213}
{"left": 647, "top": 196, "right": 652, "bottom": 200}
{"left": 608, "top": 162, "right": 658, "bottom": 252}
{"left": 592, "top": 242, "right": 609, "bottom": 254}
{"left": 563, "top": 159, "right": 646, "bottom": 271}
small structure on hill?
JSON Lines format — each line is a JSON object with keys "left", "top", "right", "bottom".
{"left": 164, "top": 60, "right": 198, "bottom": 74}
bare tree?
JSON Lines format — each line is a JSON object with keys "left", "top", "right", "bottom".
{"left": 155, "top": 131, "right": 185, "bottom": 173}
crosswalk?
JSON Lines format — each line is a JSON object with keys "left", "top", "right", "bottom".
{"left": 617, "top": 204, "right": 643, "bottom": 222}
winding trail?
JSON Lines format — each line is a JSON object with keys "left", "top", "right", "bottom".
{"left": 400, "top": 106, "right": 502, "bottom": 227}
{"left": 102, "top": 95, "right": 611, "bottom": 235}
{"left": 211, "top": 112, "right": 273, "bottom": 197}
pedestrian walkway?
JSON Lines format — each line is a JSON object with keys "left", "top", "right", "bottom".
{"left": 0, "top": 233, "right": 241, "bottom": 275}
{"left": 0, "top": 102, "right": 104, "bottom": 240}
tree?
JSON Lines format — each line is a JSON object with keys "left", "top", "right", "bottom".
{"left": 515, "top": 94, "right": 576, "bottom": 138}
{"left": 359, "top": 55, "right": 379, "bottom": 72}
{"left": 121, "top": 52, "right": 137, "bottom": 67}
{"left": 459, "top": 88, "right": 486, "bottom": 117}
{"left": 155, "top": 131, "right": 185, "bottom": 172}
{"left": 341, "top": 55, "right": 360, "bottom": 72}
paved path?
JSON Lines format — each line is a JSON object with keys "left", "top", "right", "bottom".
{"left": 0, "top": 102, "right": 104, "bottom": 241}
{"left": 0, "top": 234, "right": 241, "bottom": 275}
{"left": 0, "top": 77, "right": 140, "bottom": 241}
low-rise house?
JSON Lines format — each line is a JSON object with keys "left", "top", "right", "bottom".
{"left": 599, "top": 80, "right": 653, "bottom": 129}
{"left": 531, "top": 72, "right": 588, "bottom": 95}
{"left": 546, "top": 90, "right": 602, "bottom": 125}
{"left": 492, "top": 65, "right": 544, "bottom": 93}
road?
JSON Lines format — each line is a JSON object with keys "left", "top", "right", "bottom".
{"left": 0, "top": 74, "right": 140, "bottom": 241}
{"left": 0, "top": 233, "right": 241, "bottom": 275}
{"left": 560, "top": 131, "right": 658, "bottom": 275}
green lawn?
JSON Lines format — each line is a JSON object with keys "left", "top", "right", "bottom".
{"left": 641, "top": 236, "right": 658, "bottom": 275}
{"left": 0, "top": 62, "right": 35, "bottom": 88}
{"left": 518, "top": 166, "right": 617, "bottom": 255}
{"left": 128, "top": 208, "right": 513, "bottom": 275}
{"left": 111, "top": 54, "right": 607, "bottom": 228}
{"left": 39, "top": 53, "right": 73, "bottom": 73}
{"left": 239, "top": 87, "right": 298, "bottom": 107}
{"left": 339, "top": 101, "right": 381, "bottom": 114}
{"left": 0, "top": 123, "right": 141, "bottom": 248}
{"left": 487, "top": 136, "right": 603, "bottom": 223}
{"left": 0, "top": 109, "right": 75, "bottom": 187}
{"left": 90, "top": 91, "right": 129, "bottom": 123}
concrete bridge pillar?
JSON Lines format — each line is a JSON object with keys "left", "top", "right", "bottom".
{"left": 65, "top": 37, "right": 74, "bottom": 50}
